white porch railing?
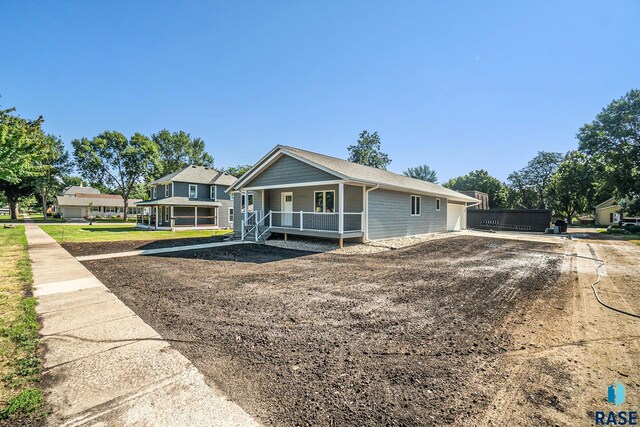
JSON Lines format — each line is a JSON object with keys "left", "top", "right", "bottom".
{"left": 266, "top": 211, "right": 363, "bottom": 233}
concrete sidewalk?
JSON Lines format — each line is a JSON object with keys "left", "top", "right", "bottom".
{"left": 25, "top": 223, "right": 259, "bottom": 426}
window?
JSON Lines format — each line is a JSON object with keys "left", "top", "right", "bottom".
{"left": 189, "top": 184, "right": 197, "bottom": 198}
{"left": 165, "top": 185, "right": 169, "bottom": 197}
{"left": 436, "top": 198, "right": 441, "bottom": 211}
{"left": 210, "top": 185, "right": 216, "bottom": 200}
{"left": 314, "top": 190, "right": 335, "bottom": 212}
{"left": 165, "top": 206, "right": 169, "bottom": 222}
{"left": 411, "top": 195, "right": 421, "bottom": 216}
{"left": 228, "top": 207, "right": 234, "bottom": 223}
{"left": 152, "top": 186, "right": 157, "bottom": 199}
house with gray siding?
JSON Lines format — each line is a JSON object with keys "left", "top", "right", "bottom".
{"left": 134, "top": 165, "right": 236, "bottom": 230}
{"left": 227, "top": 145, "right": 479, "bottom": 246}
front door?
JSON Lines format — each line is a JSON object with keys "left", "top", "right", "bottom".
{"left": 282, "top": 192, "right": 293, "bottom": 227}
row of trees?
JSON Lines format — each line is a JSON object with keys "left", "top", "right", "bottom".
{"left": 346, "top": 89, "right": 640, "bottom": 219}
{"left": 0, "top": 103, "right": 250, "bottom": 220}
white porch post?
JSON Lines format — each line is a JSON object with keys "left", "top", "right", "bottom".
{"left": 299, "top": 211, "right": 303, "bottom": 231}
{"left": 243, "top": 190, "right": 248, "bottom": 223}
{"left": 338, "top": 182, "right": 344, "bottom": 234}
{"left": 195, "top": 206, "right": 198, "bottom": 227}
{"left": 170, "top": 206, "right": 175, "bottom": 231}
{"left": 154, "top": 206, "right": 158, "bottom": 230}
{"left": 148, "top": 208, "right": 151, "bottom": 227}
{"left": 135, "top": 206, "right": 138, "bottom": 226}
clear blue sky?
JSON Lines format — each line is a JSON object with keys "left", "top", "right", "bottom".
{"left": 1, "top": 1, "right": 638, "bottom": 182}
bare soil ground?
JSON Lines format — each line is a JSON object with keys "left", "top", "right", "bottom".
{"left": 62, "top": 234, "right": 230, "bottom": 256}
{"left": 81, "top": 236, "right": 576, "bottom": 426}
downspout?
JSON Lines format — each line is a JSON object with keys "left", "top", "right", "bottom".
{"left": 364, "top": 185, "right": 380, "bottom": 241}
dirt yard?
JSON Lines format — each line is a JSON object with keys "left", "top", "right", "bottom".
{"left": 79, "top": 236, "right": 583, "bottom": 426}
{"left": 61, "top": 234, "right": 230, "bottom": 256}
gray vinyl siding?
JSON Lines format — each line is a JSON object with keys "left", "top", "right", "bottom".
{"left": 245, "top": 155, "right": 339, "bottom": 188}
{"left": 232, "top": 191, "right": 264, "bottom": 235}
{"left": 367, "top": 189, "right": 447, "bottom": 240}
{"left": 173, "top": 182, "right": 211, "bottom": 200}
{"left": 217, "top": 199, "right": 234, "bottom": 228}
{"left": 215, "top": 185, "right": 232, "bottom": 201}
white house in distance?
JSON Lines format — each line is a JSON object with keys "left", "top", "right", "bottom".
{"left": 55, "top": 186, "right": 141, "bottom": 219}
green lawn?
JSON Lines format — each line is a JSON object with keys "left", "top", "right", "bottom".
{"left": 40, "top": 224, "right": 232, "bottom": 243}
{"left": 0, "top": 214, "right": 65, "bottom": 223}
{"left": 0, "top": 226, "right": 45, "bottom": 422}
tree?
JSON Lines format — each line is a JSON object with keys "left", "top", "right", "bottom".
{"left": 578, "top": 89, "right": 640, "bottom": 214}
{"left": 347, "top": 130, "right": 391, "bottom": 170}
{"left": 152, "top": 129, "right": 214, "bottom": 177}
{"left": 73, "top": 131, "right": 159, "bottom": 220}
{"left": 223, "top": 164, "right": 252, "bottom": 178}
{"left": 35, "top": 134, "right": 73, "bottom": 221}
{"left": 403, "top": 165, "right": 438, "bottom": 183}
{"left": 0, "top": 105, "right": 45, "bottom": 184}
{"left": 507, "top": 151, "right": 563, "bottom": 209}
{"left": 0, "top": 179, "right": 37, "bottom": 219}
{"left": 547, "top": 151, "right": 596, "bottom": 220}
{"left": 442, "top": 169, "right": 508, "bottom": 209}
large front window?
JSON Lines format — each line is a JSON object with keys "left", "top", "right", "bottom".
{"left": 314, "top": 190, "right": 335, "bottom": 213}
{"left": 189, "top": 184, "right": 197, "bottom": 198}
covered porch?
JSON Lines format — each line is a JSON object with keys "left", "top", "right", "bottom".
{"left": 240, "top": 182, "right": 366, "bottom": 245}
{"left": 135, "top": 199, "right": 221, "bottom": 231}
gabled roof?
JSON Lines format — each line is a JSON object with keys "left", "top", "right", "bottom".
{"left": 595, "top": 197, "right": 620, "bottom": 209}
{"left": 63, "top": 186, "right": 100, "bottom": 195}
{"left": 150, "top": 165, "right": 237, "bottom": 186}
{"left": 229, "top": 145, "right": 478, "bottom": 203}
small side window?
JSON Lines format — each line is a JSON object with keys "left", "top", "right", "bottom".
{"left": 436, "top": 198, "right": 441, "bottom": 211}
{"left": 411, "top": 195, "right": 421, "bottom": 216}
{"left": 152, "top": 186, "right": 157, "bottom": 199}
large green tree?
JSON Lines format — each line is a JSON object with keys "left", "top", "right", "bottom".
{"left": 0, "top": 106, "right": 45, "bottom": 184}
{"left": 73, "top": 131, "right": 159, "bottom": 220}
{"left": 0, "top": 179, "right": 37, "bottom": 219}
{"left": 347, "top": 130, "right": 391, "bottom": 170}
{"left": 507, "top": 151, "right": 563, "bottom": 209}
{"left": 578, "top": 89, "right": 640, "bottom": 214}
{"left": 547, "top": 151, "right": 596, "bottom": 220}
{"left": 152, "top": 129, "right": 214, "bottom": 177}
{"left": 403, "top": 164, "right": 438, "bottom": 183}
{"left": 35, "top": 134, "right": 73, "bottom": 220}
{"left": 442, "top": 169, "right": 508, "bottom": 209}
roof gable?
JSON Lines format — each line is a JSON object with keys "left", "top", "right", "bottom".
{"left": 243, "top": 154, "right": 340, "bottom": 188}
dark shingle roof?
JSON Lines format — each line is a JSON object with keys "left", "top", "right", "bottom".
{"left": 151, "top": 166, "right": 236, "bottom": 186}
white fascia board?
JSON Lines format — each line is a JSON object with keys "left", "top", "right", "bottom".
{"left": 243, "top": 179, "right": 345, "bottom": 191}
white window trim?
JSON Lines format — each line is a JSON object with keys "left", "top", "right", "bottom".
{"left": 436, "top": 198, "right": 441, "bottom": 211}
{"left": 314, "top": 190, "right": 336, "bottom": 213}
{"left": 152, "top": 186, "right": 157, "bottom": 199}
{"left": 241, "top": 192, "right": 254, "bottom": 213}
{"left": 165, "top": 206, "right": 169, "bottom": 222}
{"left": 228, "top": 207, "right": 234, "bottom": 223}
{"left": 210, "top": 185, "right": 217, "bottom": 200}
{"left": 189, "top": 184, "right": 198, "bottom": 199}
{"left": 165, "top": 185, "right": 169, "bottom": 197}
{"left": 411, "top": 195, "right": 421, "bottom": 216}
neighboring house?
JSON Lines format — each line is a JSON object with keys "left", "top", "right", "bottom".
{"left": 594, "top": 197, "right": 638, "bottom": 226}
{"left": 458, "top": 190, "right": 489, "bottom": 210}
{"left": 55, "top": 186, "right": 141, "bottom": 218}
{"left": 135, "top": 165, "right": 236, "bottom": 230}
{"left": 227, "top": 145, "right": 479, "bottom": 246}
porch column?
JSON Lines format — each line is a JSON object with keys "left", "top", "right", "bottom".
{"left": 135, "top": 206, "right": 138, "bottom": 226}
{"left": 170, "top": 206, "right": 175, "bottom": 231}
{"left": 154, "top": 206, "right": 158, "bottom": 230}
{"left": 195, "top": 206, "right": 198, "bottom": 227}
{"left": 338, "top": 182, "right": 344, "bottom": 234}
{"left": 148, "top": 208, "right": 151, "bottom": 227}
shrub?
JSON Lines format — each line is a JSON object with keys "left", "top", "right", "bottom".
{"left": 607, "top": 226, "right": 630, "bottom": 235}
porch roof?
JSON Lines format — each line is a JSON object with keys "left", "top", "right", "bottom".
{"left": 135, "top": 197, "right": 221, "bottom": 207}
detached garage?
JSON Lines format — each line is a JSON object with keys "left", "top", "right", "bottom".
{"left": 447, "top": 203, "right": 466, "bottom": 231}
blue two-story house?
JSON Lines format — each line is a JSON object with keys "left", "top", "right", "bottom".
{"left": 135, "top": 165, "right": 236, "bottom": 230}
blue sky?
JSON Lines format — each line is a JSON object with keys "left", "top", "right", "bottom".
{"left": 1, "top": 1, "right": 638, "bottom": 182}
